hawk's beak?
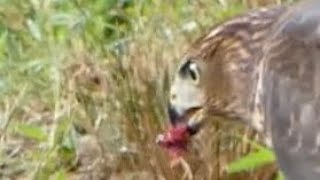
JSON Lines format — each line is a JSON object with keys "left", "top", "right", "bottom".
{"left": 167, "top": 103, "right": 204, "bottom": 135}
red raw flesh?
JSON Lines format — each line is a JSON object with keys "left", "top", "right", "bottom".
{"left": 156, "top": 123, "right": 190, "bottom": 160}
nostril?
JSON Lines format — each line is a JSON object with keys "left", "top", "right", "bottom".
{"left": 168, "top": 104, "right": 180, "bottom": 126}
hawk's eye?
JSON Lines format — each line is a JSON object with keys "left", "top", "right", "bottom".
{"left": 179, "top": 60, "right": 200, "bottom": 83}
{"left": 188, "top": 62, "right": 199, "bottom": 82}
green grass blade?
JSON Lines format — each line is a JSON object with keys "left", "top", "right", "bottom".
{"left": 227, "top": 148, "right": 276, "bottom": 174}
{"left": 14, "top": 123, "right": 48, "bottom": 142}
{"left": 276, "top": 171, "right": 285, "bottom": 180}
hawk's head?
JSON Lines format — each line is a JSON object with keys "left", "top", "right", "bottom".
{"left": 168, "top": 6, "right": 286, "bottom": 136}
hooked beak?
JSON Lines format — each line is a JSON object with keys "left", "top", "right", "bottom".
{"left": 167, "top": 103, "right": 204, "bottom": 135}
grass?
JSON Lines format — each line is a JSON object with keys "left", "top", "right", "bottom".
{"left": 0, "top": 0, "right": 292, "bottom": 179}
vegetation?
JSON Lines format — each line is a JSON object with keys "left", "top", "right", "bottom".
{"left": 0, "top": 0, "right": 293, "bottom": 179}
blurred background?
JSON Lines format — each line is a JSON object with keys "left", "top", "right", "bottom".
{"left": 0, "top": 0, "right": 296, "bottom": 180}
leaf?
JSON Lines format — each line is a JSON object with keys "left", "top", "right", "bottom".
{"left": 227, "top": 148, "right": 276, "bottom": 174}
{"left": 15, "top": 123, "right": 48, "bottom": 142}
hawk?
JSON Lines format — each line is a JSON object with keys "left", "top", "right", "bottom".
{"left": 158, "top": 1, "right": 320, "bottom": 180}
